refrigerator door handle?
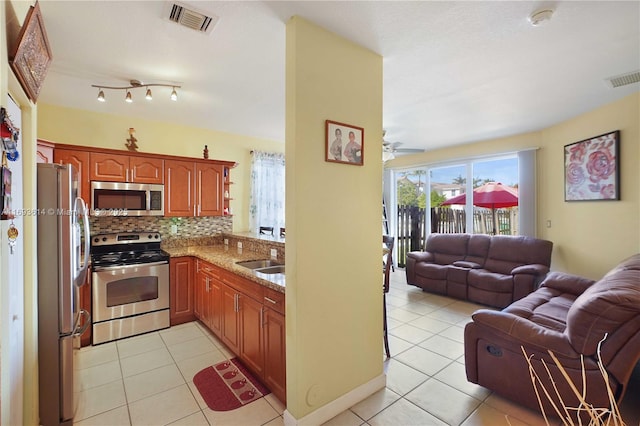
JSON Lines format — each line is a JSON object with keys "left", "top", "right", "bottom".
{"left": 74, "top": 197, "right": 91, "bottom": 287}
{"left": 73, "top": 309, "right": 91, "bottom": 337}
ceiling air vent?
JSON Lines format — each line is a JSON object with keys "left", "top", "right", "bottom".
{"left": 605, "top": 70, "right": 640, "bottom": 88}
{"left": 164, "top": 1, "right": 219, "bottom": 34}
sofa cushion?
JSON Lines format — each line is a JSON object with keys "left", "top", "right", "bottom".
{"left": 504, "top": 287, "right": 577, "bottom": 333}
{"left": 566, "top": 255, "right": 640, "bottom": 356}
{"left": 414, "top": 262, "right": 449, "bottom": 280}
{"left": 467, "top": 270, "right": 514, "bottom": 293}
{"left": 465, "top": 234, "right": 491, "bottom": 265}
{"left": 425, "top": 233, "right": 470, "bottom": 265}
{"left": 484, "top": 236, "right": 553, "bottom": 275}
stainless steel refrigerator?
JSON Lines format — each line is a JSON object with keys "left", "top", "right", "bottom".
{"left": 37, "top": 163, "right": 90, "bottom": 426}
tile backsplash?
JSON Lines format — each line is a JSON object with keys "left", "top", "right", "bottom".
{"left": 90, "top": 215, "right": 232, "bottom": 239}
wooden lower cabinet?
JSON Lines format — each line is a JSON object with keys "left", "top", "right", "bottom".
{"left": 263, "top": 308, "right": 286, "bottom": 403}
{"left": 193, "top": 258, "right": 286, "bottom": 403}
{"left": 170, "top": 257, "right": 195, "bottom": 326}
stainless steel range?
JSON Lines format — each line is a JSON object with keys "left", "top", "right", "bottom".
{"left": 91, "top": 232, "right": 170, "bottom": 344}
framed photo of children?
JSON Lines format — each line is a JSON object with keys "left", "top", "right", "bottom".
{"left": 325, "top": 120, "right": 364, "bottom": 166}
{"left": 564, "top": 130, "right": 620, "bottom": 201}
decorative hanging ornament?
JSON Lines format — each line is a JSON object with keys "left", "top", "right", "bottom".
{"left": 7, "top": 220, "right": 18, "bottom": 254}
{"left": 0, "top": 107, "right": 20, "bottom": 162}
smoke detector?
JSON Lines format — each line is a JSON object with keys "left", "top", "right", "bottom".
{"left": 528, "top": 9, "right": 554, "bottom": 26}
{"left": 163, "top": 1, "right": 219, "bottom": 34}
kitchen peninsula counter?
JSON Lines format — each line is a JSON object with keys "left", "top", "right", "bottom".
{"left": 163, "top": 244, "right": 285, "bottom": 292}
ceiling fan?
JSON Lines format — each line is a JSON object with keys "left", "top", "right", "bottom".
{"left": 382, "top": 130, "right": 425, "bottom": 161}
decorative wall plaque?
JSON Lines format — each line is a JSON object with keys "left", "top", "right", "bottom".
{"left": 9, "top": 2, "right": 53, "bottom": 103}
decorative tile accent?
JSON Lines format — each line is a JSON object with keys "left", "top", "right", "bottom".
{"left": 89, "top": 216, "right": 233, "bottom": 240}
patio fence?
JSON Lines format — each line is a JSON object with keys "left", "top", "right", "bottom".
{"left": 396, "top": 206, "right": 518, "bottom": 267}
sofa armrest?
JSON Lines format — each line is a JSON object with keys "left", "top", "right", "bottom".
{"left": 539, "top": 271, "right": 596, "bottom": 295}
{"left": 407, "top": 251, "right": 434, "bottom": 263}
{"left": 511, "top": 264, "right": 549, "bottom": 276}
{"left": 471, "top": 309, "right": 579, "bottom": 358}
{"left": 453, "top": 261, "right": 482, "bottom": 269}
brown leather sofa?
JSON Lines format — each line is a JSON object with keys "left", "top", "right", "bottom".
{"left": 464, "top": 254, "right": 640, "bottom": 420}
{"left": 406, "top": 233, "right": 553, "bottom": 308}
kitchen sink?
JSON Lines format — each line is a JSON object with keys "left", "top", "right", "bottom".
{"left": 254, "top": 265, "right": 285, "bottom": 274}
{"left": 236, "top": 259, "right": 283, "bottom": 270}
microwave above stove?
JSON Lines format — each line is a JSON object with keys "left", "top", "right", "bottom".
{"left": 91, "top": 181, "right": 164, "bottom": 216}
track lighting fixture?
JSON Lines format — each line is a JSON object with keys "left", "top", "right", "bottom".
{"left": 92, "top": 79, "right": 181, "bottom": 103}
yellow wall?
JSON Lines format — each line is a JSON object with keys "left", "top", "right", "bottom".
{"left": 388, "top": 92, "right": 640, "bottom": 279}
{"left": 285, "top": 16, "right": 383, "bottom": 420}
{"left": 37, "top": 103, "right": 284, "bottom": 232}
{"left": 3, "top": 1, "right": 40, "bottom": 424}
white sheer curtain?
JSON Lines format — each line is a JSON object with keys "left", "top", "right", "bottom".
{"left": 249, "top": 151, "right": 285, "bottom": 234}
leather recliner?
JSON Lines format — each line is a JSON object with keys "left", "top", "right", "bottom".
{"left": 406, "top": 233, "right": 553, "bottom": 308}
{"left": 464, "top": 254, "right": 640, "bottom": 419}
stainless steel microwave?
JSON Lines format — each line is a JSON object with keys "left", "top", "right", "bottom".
{"left": 91, "top": 181, "right": 164, "bottom": 216}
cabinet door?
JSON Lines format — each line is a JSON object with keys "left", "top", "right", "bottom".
{"left": 208, "top": 276, "right": 223, "bottom": 336}
{"left": 239, "top": 295, "right": 264, "bottom": 377}
{"left": 54, "top": 149, "right": 91, "bottom": 206}
{"left": 170, "top": 257, "right": 194, "bottom": 326}
{"left": 90, "top": 152, "right": 129, "bottom": 182}
{"left": 131, "top": 157, "right": 164, "bottom": 184}
{"left": 221, "top": 285, "right": 240, "bottom": 354}
{"left": 37, "top": 140, "right": 55, "bottom": 163}
{"left": 263, "top": 308, "right": 286, "bottom": 403}
{"left": 196, "top": 163, "right": 223, "bottom": 216}
{"left": 165, "top": 160, "right": 195, "bottom": 217}
{"left": 194, "top": 266, "right": 206, "bottom": 321}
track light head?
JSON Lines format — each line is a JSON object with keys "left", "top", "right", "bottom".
{"left": 145, "top": 88, "right": 152, "bottom": 100}
{"left": 125, "top": 91, "right": 132, "bottom": 103}
{"left": 170, "top": 87, "right": 178, "bottom": 101}
{"left": 97, "top": 89, "right": 105, "bottom": 102}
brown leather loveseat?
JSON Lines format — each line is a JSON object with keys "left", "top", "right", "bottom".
{"left": 464, "top": 254, "right": 640, "bottom": 419}
{"left": 406, "top": 233, "right": 553, "bottom": 308}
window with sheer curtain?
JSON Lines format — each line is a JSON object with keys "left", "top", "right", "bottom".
{"left": 249, "top": 151, "right": 285, "bottom": 234}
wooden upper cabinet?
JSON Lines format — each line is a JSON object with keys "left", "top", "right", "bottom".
{"left": 196, "top": 163, "right": 223, "bottom": 216}
{"left": 37, "top": 140, "right": 55, "bottom": 164}
{"left": 54, "top": 149, "right": 91, "bottom": 205}
{"left": 90, "top": 152, "right": 163, "bottom": 183}
{"left": 130, "top": 157, "right": 164, "bottom": 184}
{"left": 165, "top": 159, "right": 195, "bottom": 217}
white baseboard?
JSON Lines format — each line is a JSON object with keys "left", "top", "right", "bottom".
{"left": 283, "top": 374, "right": 386, "bottom": 426}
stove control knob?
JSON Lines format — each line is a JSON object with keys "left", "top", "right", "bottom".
{"left": 94, "top": 237, "right": 99, "bottom": 243}
{"left": 148, "top": 234, "right": 153, "bottom": 239}
{"left": 155, "top": 234, "right": 159, "bottom": 239}
{"left": 102, "top": 237, "right": 107, "bottom": 242}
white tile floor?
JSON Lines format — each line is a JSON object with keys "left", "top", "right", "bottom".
{"left": 75, "top": 268, "right": 640, "bottom": 425}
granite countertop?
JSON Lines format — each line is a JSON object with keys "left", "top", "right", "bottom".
{"left": 164, "top": 244, "right": 285, "bottom": 293}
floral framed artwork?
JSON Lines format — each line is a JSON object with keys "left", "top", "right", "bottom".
{"left": 564, "top": 130, "right": 620, "bottom": 201}
{"left": 325, "top": 120, "right": 364, "bottom": 166}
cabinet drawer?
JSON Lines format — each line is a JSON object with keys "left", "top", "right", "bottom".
{"left": 263, "top": 288, "right": 285, "bottom": 315}
{"left": 222, "top": 273, "right": 264, "bottom": 302}
{"left": 197, "top": 260, "right": 222, "bottom": 280}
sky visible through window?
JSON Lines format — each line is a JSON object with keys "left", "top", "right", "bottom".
{"left": 429, "top": 157, "right": 518, "bottom": 186}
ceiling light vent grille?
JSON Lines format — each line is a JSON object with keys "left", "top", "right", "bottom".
{"left": 605, "top": 70, "right": 640, "bottom": 88}
{"left": 165, "top": 1, "right": 219, "bottom": 34}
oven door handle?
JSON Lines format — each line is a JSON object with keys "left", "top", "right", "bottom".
{"left": 93, "top": 260, "right": 169, "bottom": 272}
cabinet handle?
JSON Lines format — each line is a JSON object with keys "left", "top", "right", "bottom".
{"left": 260, "top": 306, "right": 264, "bottom": 327}
{"left": 126, "top": 169, "right": 129, "bottom": 181}
{"left": 264, "top": 296, "right": 278, "bottom": 305}
{"left": 234, "top": 294, "right": 239, "bottom": 312}
{"left": 206, "top": 277, "right": 210, "bottom": 292}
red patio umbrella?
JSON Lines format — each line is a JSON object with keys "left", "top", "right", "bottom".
{"left": 442, "top": 182, "right": 518, "bottom": 234}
